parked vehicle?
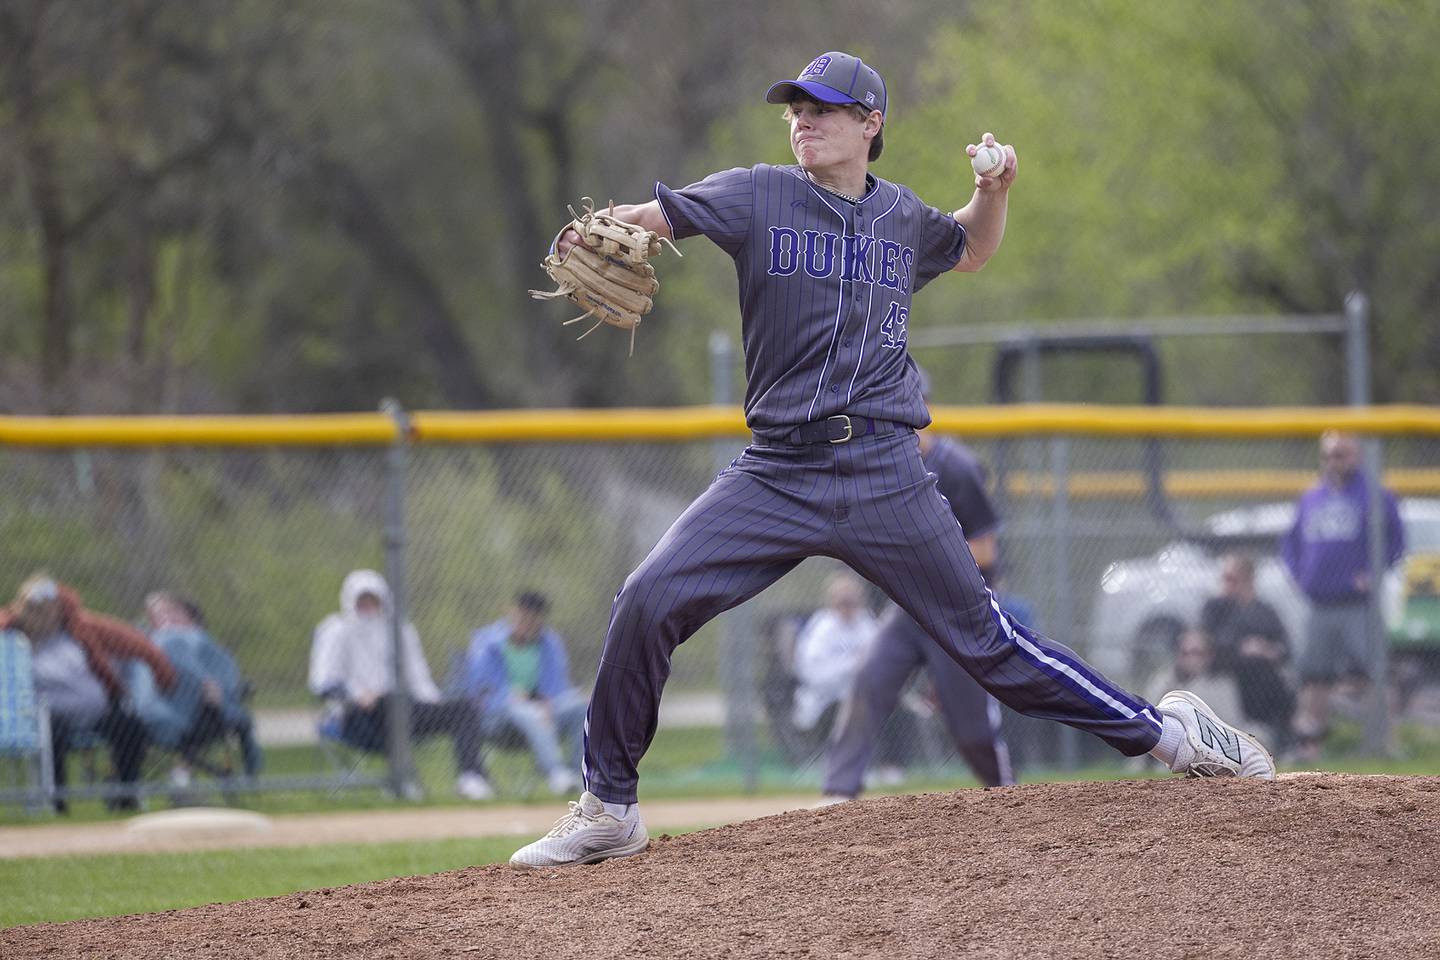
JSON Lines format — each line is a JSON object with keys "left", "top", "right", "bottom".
{"left": 1088, "top": 499, "right": 1440, "bottom": 701}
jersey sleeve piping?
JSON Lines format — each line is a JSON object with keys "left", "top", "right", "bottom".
{"left": 653, "top": 181, "right": 676, "bottom": 237}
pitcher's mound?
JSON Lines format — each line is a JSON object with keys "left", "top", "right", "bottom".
{"left": 8, "top": 775, "right": 1440, "bottom": 959}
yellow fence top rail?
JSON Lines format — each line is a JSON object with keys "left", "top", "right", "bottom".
{"left": 1005, "top": 467, "right": 1440, "bottom": 500}
{"left": 410, "top": 406, "right": 746, "bottom": 443}
{"left": 0, "top": 413, "right": 396, "bottom": 447}
{"left": 926, "top": 404, "right": 1440, "bottom": 437}
{"left": 1, "top": 404, "right": 1439, "bottom": 446}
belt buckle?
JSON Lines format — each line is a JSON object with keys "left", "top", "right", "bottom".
{"left": 828, "top": 414, "right": 853, "bottom": 444}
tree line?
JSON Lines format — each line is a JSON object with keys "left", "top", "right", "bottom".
{"left": 1, "top": 0, "right": 1435, "bottom": 415}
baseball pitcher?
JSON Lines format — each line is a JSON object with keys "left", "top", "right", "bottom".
{"left": 512, "top": 50, "right": 1275, "bottom": 871}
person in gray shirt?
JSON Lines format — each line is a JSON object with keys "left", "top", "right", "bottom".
{"left": 1, "top": 575, "right": 176, "bottom": 811}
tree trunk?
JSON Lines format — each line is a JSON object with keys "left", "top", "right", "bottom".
{"left": 9, "top": 11, "right": 74, "bottom": 410}
{"left": 313, "top": 153, "right": 494, "bottom": 409}
{"left": 125, "top": 224, "right": 157, "bottom": 411}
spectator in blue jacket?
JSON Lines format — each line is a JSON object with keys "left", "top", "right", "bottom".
{"left": 1281, "top": 431, "right": 1404, "bottom": 758}
{"left": 463, "top": 591, "right": 586, "bottom": 795}
{"left": 128, "top": 592, "right": 263, "bottom": 786}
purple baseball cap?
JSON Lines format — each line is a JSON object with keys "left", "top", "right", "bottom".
{"left": 765, "top": 51, "right": 887, "bottom": 117}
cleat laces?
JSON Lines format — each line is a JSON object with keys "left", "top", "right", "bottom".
{"left": 546, "top": 801, "right": 603, "bottom": 839}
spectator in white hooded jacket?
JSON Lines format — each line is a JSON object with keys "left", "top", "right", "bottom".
{"left": 309, "top": 569, "right": 493, "bottom": 800}
{"left": 791, "top": 571, "right": 880, "bottom": 731}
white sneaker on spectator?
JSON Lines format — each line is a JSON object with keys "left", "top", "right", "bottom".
{"left": 546, "top": 768, "right": 581, "bottom": 796}
{"left": 509, "top": 792, "right": 649, "bottom": 870}
{"left": 456, "top": 771, "right": 495, "bottom": 801}
{"left": 1157, "top": 689, "right": 1276, "bottom": 780}
{"left": 867, "top": 765, "right": 906, "bottom": 788}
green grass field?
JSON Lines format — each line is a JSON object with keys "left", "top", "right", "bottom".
{"left": 0, "top": 834, "right": 552, "bottom": 928}
{"left": 4, "top": 721, "right": 1437, "bottom": 929}
{"left": 0, "top": 725, "right": 742, "bottom": 824}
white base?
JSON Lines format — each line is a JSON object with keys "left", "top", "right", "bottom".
{"left": 125, "top": 807, "right": 274, "bottom": 839}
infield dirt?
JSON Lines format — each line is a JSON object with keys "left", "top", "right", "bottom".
{"left": 5, "top": 773, "right": 1438, "bottom": 959}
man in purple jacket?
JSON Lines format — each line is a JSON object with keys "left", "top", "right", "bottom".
{"left": 1281, "top": 431, "right": 1404, "bottom": 758}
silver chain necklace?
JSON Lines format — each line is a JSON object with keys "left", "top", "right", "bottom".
{"left": 806, "top": 170, "right": 863, "bottom": 203}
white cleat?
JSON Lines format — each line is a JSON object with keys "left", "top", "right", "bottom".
{"left": 509, "top": 792, "right": 649, "bottom": 870}
{"left": 1157, "top": 689, "right": 1276, "bottom": 780}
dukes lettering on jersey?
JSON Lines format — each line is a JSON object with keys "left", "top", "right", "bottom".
{"left": 653, "top": 163, "right": 967, "bottom": 436}
{"left": 767, "top": 226, "right": 915, "bottom": 294}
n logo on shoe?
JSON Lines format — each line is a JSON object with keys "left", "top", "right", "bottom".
{"left": 1195, "top": 712, "right": 1242, "bottom": 764}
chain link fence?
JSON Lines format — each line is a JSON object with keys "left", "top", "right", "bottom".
{"left": 3, "top": 411, "right": 1438, "bottom": 813}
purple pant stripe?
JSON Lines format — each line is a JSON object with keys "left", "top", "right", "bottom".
{"left": 991, "top": 602, "right": 1163, "bottom": 730}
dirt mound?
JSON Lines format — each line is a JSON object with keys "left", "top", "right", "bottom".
{"left": 6, "top": 774, "right": 1439, "bottom": 959}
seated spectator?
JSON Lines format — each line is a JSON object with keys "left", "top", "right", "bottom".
{"left": 309, "top": 569, "right": 493, "bottom": 801}
{"left": 1147, "top": 627, "right": 1243, "bottom": 723}
{"left": 0, "top": 574, "right": 176, "bottom": 812}
{"left": 791, "top": 571, "right": 880, "bottom": 732}
{"left": 463, "top": 591, "right": 586, "bottom": 796}
{"left": 1200, "top": 554, "right": 1296, "bottom": 745}
{"left": 127, "top": 592, "right": 263, "bottom": 788}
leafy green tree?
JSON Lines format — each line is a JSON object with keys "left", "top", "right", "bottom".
{"left": 899, "top": 0, "right": 1438, "bottom": 402}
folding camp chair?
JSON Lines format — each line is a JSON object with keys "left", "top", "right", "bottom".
{"left": 0, "top": 629, "right": 55, "bottom": 814}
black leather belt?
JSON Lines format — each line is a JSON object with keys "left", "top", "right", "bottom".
{"left": 782, "top": 415, "right": 900, "bottom": 445}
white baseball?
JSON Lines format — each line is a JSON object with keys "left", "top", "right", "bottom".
{"left": 971, "top": 144, "right": 1006, "bottom": 179}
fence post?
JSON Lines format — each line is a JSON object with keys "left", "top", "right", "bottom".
{"left": 1049, "top": 435, "right": 1081, "bottom": 770}
{"left": 1346, "top": 292, "right": 1391, "bottom": 755}
{"left": 710, "top": 331, "right": 759, "bottom": 791}
{"left": 382, "top": 398, "right": 422, "bottom": 800}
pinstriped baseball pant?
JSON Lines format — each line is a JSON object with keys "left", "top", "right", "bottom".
{"left": 582, "top": 428, "right": 1163, "bottom": 804}
{"left": 823, "top": 605, "right": 1014, "bottom": 795}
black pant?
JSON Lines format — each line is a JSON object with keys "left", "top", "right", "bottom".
{"left": 1233, "top": 656, "right": 1296, "bottom": 732}
{"left": 179, "top": 703, "right": 264, "bottom": 777}
{"left": 341, "top": 696, "right": 486, "bottom": 775}
{"left": 50, "top": 704, "right": 149, "bottom": 810}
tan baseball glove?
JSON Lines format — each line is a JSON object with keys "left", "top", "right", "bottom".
{"left": 528, "top": 198, "right": 680, "bottom": 355}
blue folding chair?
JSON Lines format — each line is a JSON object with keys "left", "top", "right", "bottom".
{"left": 0, "top": 630, "right": 55, "bottom": 814}
{"left": 316, "top": 696, "right": 392, "bottom": 794}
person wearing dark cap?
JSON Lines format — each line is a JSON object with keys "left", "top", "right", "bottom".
{"left": 511, "top": 50, "right": 1273, "bottom": 871}
{"left": 463, "top": 591, "right": 586, "bottom": 796}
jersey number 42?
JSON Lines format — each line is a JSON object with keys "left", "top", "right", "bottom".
{"left": 880, "top": 302, "right": 909, "bottom": 349}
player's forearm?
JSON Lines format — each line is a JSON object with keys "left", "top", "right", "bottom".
{"left": 951, "top": 189, "right": 1008, "bottom": 272}
{"left": 967, "top": 531, "right": 998, "bottom": 572}
{"left": 609, "top": 201, "right": 673, "bottom": 240}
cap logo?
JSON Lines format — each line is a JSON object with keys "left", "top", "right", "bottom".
{"left": 801, "top": 55, "right": 831, "bottom": 79}
{"left": 864, "top": 91, "right": 876, "bottom": 105}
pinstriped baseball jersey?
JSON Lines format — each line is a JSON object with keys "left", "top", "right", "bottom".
{"left": 655, "top": 164, "right": 966, "bottom": 438}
